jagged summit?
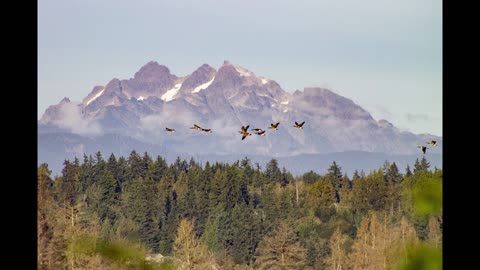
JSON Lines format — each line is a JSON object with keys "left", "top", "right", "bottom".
{"left": 134, "top": 61, "right": 174, "bottom": 82}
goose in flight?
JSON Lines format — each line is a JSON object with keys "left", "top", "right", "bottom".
{"left": 239, "top": 125, "right": 252, "bottom": 140}
{"left": 426, "top": 140, "right": 437, "bottom": 146}
{"left": 417, "top": 145, "right": 429, "bottom": 155}
{"left": 240, "top": 125, "right": 250, "bottom": 133}
{"left": 293, "top": 121, "right": 305, "bottom": 129}
{"left": 190, "top": 124, "right": 202, "bottom": 130}
{"left": 269, "top": 122, "right": 280, "bottom": 130}
{"left": 165, "top": 127, "right": 176, "bottom": 133}
{"left": 241, "top": 131, "right": 252, "bottom": 140}
{"left": 201, "top": 128, "right": 213, "bottom": 133}
{"left": 256, "top": 129, "right": 266, "bottom": 136}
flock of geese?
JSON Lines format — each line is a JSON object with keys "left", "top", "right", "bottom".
{"left": 164, "top": 121, "right": 305, "bottom": 140}
{"left": 418, "top": 140, "right": 437, "bottom": 154}
{"left": 166, "top": 122, "right": 437, "bottom": 154}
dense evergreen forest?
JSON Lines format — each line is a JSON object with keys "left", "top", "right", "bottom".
{"left": 38, "top": 150, "right": 442, "bottom": 269}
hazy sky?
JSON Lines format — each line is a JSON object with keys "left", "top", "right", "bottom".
{"left": 38, "top": 0, "right": 442, "bottom": 135}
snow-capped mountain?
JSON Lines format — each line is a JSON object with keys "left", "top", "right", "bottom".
{"left": 39, "top": 60, "right": 441, "bottom": 172}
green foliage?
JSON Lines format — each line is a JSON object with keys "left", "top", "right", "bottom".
{"left": 201, "top": 216, "right": 222, "bottom": 252}
{"left": 351, "top": 169, "right": 388, "bottom": 213}
{"left": 67, "top": 234, "right": 98, "bottom": 258}
{"left": 395, "top": 242, "right": 442, "bottom": 270}
{"left": 413, "top": 177, "right": 442, "bottom": 216}
{"left": 302, "top": 170, "right": 321, "bottom": 185}
{"left": 96, "top": 238, "right": 147, "bottom": 266}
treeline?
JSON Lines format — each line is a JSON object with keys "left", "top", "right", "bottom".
{"left": 37, "top": 150, "right": 442, "bottom": 269}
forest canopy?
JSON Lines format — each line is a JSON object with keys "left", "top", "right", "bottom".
{"left": 38, "top": 151, "right": 442, "bottom": 270}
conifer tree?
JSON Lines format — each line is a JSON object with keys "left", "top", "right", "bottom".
{"left": 97, "top": 170, "right": 119, "bottom": 223}
{"left": 302, "top": 170, "right": 321, "bottom": 185}
{"left": 413, "top": 158, "right": 422, "bottom": 174}
{"left": 351, "top": 169, "right": 388, "bottom": 213}
{"left": 327, "top": 161, "right": 343, "bottom": 202}
{"left": 125, "top": 177, "right": 160, "bottom": 252}
{"left": 125, "top": 150, "right": 144, "bottom": 184}
{"left": 265, "top": 159, "right": 282, "bottom": 185}
{"left": 201, "top": 216, "right": 222, "bottom": 252}
{"left": 106, "top": 153, "right": 117, "bottom": 176}
{"left": 339, "top": 174, "right": 352, "bottom": 207}
{"left": 58, "top": 159, "right": 80, "bottom": 208}
{"left": 420, "top": 156, "right": 431, "bottom": 172}
{"left": 386, "top": 162, "right": 402, "bottom": 185}
{"left": 405, "top": 164, "right": 413, "bottom": 178}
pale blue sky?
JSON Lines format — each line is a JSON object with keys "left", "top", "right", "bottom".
{"left": 38, "top": 0, "right": 442, "bottom": 135}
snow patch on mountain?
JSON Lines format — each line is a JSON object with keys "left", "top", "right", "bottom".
{"left": 233, "top": 65, "right": 252, "bottom": 77}
{"left": 86, "top": 88, "right": 105, "bottom": 105}
{"left": 192, "top": 77, "right": 215, "bottom": 93}
{"left": 161, "top": 83, "right": 182, "bottom": 102}
{"left": 138, "top": 96, "right": 146, "bottom": 101}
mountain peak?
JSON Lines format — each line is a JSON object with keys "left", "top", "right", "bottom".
{"left": 179, "top": 64, "right": 216, "bottom": 93}
{"left": 196, "top": 63, "right": 215, "bottom": 73}
{"left": 134, "top": 61, "right": 174, "bottom": 82}
{"left": 60, "top": 97, "right": 71, "bottom": 104}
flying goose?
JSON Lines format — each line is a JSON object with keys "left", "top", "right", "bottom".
{"left": 241, "top": 132, "right": 252, "bottom": 140}
{"left": 201, "top": 128, "right": 213, "bottom": 133}
{"left": 190, "top": 124, "right": 202, "bottom": 130}
{"left": 426, "top": 140, "right": 437, "bottom": 146}
{"left": 417, "top": 145, "right": 429, "bottom": 155}
{"left": 269, "top": 122, "right": 280, "bottom": 130}
{"left": 256, "top": 129, "right": 266, "bottom": 136}
{"left": 293, "top": 121, "right": 305, "bottom": 129}
{"left": 240, "top": 125, "right": 250, "bottom": 133}
{"left": 165, "top": 127, "right": 176, "bottom": 133}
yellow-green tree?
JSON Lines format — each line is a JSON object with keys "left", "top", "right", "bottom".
{"left": 427, "top": 216, "right": 442, "bottom": 248}
{"left": 305, "top": 179, "right": 336, "bottom": 210}
{"left": 255, "top": 222, "right": 307, "bottom": 270}
{"left": 325, "top": 227, "right": 347, "bottom": 270}
{"left": 173, "top": 219, "right": 214, "bottom": 270}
